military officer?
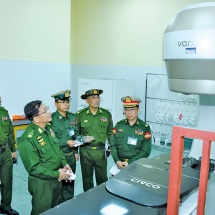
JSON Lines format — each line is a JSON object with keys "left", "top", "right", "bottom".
{"left": 18, "top": 100, "right": 73, "bottom": 215}
{"left": 51, "top": 90, "right": 78, "bottom": 203}
{"left": 110, "top": 96, "right": 152, "bottom": 170}
{"left": 76, "top": 89, "right": 113, "bottom": 192}
{"left": 0, "top": 97, "right": 19, "bottom": 215}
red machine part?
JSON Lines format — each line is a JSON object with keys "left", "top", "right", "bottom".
{"left": 167, "top": 126, "right": 215, "bottom": 215}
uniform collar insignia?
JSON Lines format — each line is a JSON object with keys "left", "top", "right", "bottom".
{"left": 50, "top": 128, "right": 55, "bottom": 138}
{"left": 38, "top": 128, "right": 43, "bottom": 133}
{"left": 84, "top": 120, "right": 88, "bottom": 122}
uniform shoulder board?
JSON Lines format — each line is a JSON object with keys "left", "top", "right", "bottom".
{"left": 68, "top": 111, "right": 76, "bottom": 117}
{"left": 100, "top": 107, "right": 111, "bottom": 113}
{"left": 76, "top": 108, "right": 87, "bottom": 115}
{"left": 138, "top": 119, "right": 149, "bottom": 127}
{"left": 142, "top": 121, "right": 149, "bottom": 127}
{"left": 117, "top": 119, "right": 126, "bottom": 124}
{"left": 27, "top": 129, "right": 35, "bottom": 139}
{"left": 51, "top": 112, "right": 56, "bottom": 117}
{"left": 0, "top": 106, "right": 8, "bottom": 112}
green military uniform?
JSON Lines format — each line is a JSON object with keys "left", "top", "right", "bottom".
{"left": 0, "top": 107, "right": 16, "bottom": 212}
{"left": 110, "top": 118, "right": 152, "bottom": 164}
{"left": 18, "top": 123, "right": 67, "bottom": 215}
{"left": 51, "top": 110, "right": 78, "bottom": 202}
{"left": 76, "top": 107, "right": 113, "bottom": 191}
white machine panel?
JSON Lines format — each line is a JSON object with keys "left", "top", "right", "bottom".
{"left": 145, "top": 74, "right": 199, "bottom": 149}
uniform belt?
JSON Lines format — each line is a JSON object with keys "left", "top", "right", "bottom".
{"left": 85, "top": 145, "right": 103, "bottom": 150}
{"left": 64, "top": 151, "right": 74, "bottom": 156}
{"left": 120, "top": 158, "right": 129, "bottom": 162}
{"left": 0, "top": 145, "right": 7, "bottom": 154}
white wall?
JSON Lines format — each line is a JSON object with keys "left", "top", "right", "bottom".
{"left": 0, "top": 60, "right": 70, "bottom": 117}
{"left": 71, "top": 0, "right": 214, "bottom": 66}
{"left": 0, "top": 1, "right": 71, "bottom": 118}
{"left": 0, "top": 0, "right": 71, "bottom": 63}
{"left": 71, "top": 64, "right": 166, "bottom": 122}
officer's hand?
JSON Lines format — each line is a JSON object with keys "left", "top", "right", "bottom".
{"left": 75, "top": 153, "right": 79, "bottom": 161}
{"left": 63, "top": 164, "right": 73, "bottom": 172}
{"left": 116, "top": 161, "right": 126, "bottom": 170}
{"left": 122, "top": 161, "right": 128, "bottom": 168}
{"left": 82, "top": 136, "right": 94, "bottom": 143}
{"left": 58, "top": 168, "right": 71, "bottom": 181}
{"left": 12, "top": 152, "right": 17, "bottom": 159}
{"left": 67, "top": 140, "right": 76, "bottom": 147}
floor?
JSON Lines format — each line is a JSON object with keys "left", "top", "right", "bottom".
{"left": 1, "top": 145, "right": 172, "bottom": 215}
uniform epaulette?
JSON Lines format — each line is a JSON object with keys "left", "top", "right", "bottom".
{"left": 68, "top": 111, "right": 75, "bottom": 116}
{"left": 0, "top": 106, "right": 8, "bottom": 112}
{"left": 144, "top": 123, "right": 149, "bottom": 127}
{"left": 27, "top": 129, "right": 35, "bottom": 139}
{"left": 117, "top": 119, "right": 126, "bottom": 124}
{"left": 76, "top": 108, "right": 87, "bottom": 115}
{"left": 138, "top": 119, "right": 149, "bottom": 127}
{"left": 99, "top": 107, "right": 110, "bottom": 113}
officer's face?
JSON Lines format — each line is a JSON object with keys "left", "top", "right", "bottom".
{"left": 34, "top": 104, "right": 52, "bottom": 123}
{"left": 124, "top": 107, "right": 139, "bottom": 121}
{"left": 86, "top": 95, "right": 100, "bottom": 108}
{"left": 55, "top": 99, "right": 70, "bottom": 112}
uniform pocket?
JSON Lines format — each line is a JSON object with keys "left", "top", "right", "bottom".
{"left": 98, "top": 121, "right": 108, "bottom": 134}
{"left": 132, "top": 136, "right": 144, "bottom": 149}
{"left": 0, "top": 120, "right": 9, "bottom": 133}
{"left": 81, "top": 122, "right": 92, "bottom": 127}
{"left": 40, "top": 144, "right": 53, "bottom": 161}
{"left": 115, "top": 133, "right": 125, "bottom": 148}
{"left": 115, "top": 133, "right": 125, "bottom": 138}
{"left": 98, "top": 121, "right": 108, "bottom": 127}
{"left": 54, "top": 127, "right": 64, "bottom": 139}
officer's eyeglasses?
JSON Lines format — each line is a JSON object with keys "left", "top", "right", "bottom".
{"left": 124, "top": 108, "right": 137, "bottom": 113}
{"left": 36, "top": 106, "right": 49, "bottom": 116}
{"left": 56, "top": 100, "right": 71, "bottom": 104}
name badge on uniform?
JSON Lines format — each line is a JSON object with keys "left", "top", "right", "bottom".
{"left": 127, "top": 137, "right": 137, "bottom": 145}
{"left": 69, "top": 128, "right": 75, "bottom": 137}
